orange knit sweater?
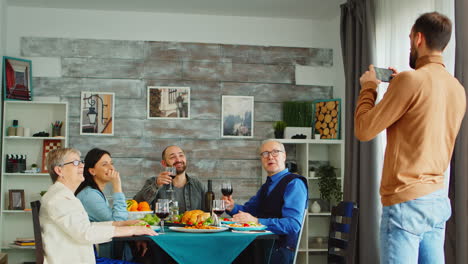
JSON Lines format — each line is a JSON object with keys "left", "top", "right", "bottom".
{"left": 355, "top": 55, "right": 466, "bottom": 206}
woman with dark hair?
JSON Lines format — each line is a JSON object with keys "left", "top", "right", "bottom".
{"left": 76, "top": 148, "right": 128, "bottom": 222}
{"left": 40, "top": 148, "right": 156, "bottom": 263}
{"left": 76, "top": 148, "right": 132, "bottom": 260}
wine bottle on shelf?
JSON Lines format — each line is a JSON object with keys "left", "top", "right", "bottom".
{"left": 204, "top": 180, "right": 215, "bottom": 213}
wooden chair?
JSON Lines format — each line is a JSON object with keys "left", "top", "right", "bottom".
{"left": 292, "top": 208, "right": 308, "bottom": 264}
{"left": 327, "top": 201, "right": 359, "bottom": 264}
{"left": 31, "top": 200, "right": 44, "bottom": 264}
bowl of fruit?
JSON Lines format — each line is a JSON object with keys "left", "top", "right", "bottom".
{"left": 126, "top": 200, "right": 153, "bottom": 220}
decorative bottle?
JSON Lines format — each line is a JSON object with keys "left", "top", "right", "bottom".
{"left": 204, "top": 180, "right": 215, "bottom": 212}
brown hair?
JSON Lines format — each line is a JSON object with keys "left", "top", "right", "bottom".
{"left": 412, "top": 12, "right": 452, "bottom": 51}
{"left": 47, "top": 148, "right": 81, "bottom": 183}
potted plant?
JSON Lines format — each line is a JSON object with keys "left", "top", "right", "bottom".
{"left": 31, "top": 163, "right": 39, "bottom": 173}
{"left": 316, "top": 165, "right": 342, "bottom": 208}
{"left": 273, "top": 121, "right": 287, "bottom": 139}
{"left": 282, "top": 101, "right": 314, "bottom": 139}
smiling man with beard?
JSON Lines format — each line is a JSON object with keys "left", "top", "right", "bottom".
{"left": 355, "top": 12, "right": 466, "bottom": 263}
{"left": 134, "top": 145, "right": 205, "bottom": 212}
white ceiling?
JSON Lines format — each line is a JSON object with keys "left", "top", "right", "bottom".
{"left": 7, "top": 0, "right": 345, "bottom": 20}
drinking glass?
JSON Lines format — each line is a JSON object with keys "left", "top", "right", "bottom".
{"left": 221, "top": 181, "right": 233, "bottom": 196}
{"left": 165, "top": 166, "right": 176, "bottom": 192}
{"left": 212, "top": 200, "right": 226, "bottom": 217}
{"left": 154, "top": 200, "right": 170, "bottom": 234}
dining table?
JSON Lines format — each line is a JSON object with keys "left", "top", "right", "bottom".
{"left": 112, "top": 226, "right": 279, "bottom": 264}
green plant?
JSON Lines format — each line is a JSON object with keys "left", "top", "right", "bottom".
{"left": 273, "top": 121, "right": 287, "bottom": 132}
{"left": 316, "top": 165, "right": 342, "bottom": 203}
{"left": 283, "top": 101, "right": 313, "bottom": 127}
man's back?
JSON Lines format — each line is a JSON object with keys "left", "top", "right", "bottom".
{"left": 378, "top": 55, "right": 465, "bottom": 205}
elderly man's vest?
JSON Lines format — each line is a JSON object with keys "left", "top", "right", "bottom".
{"left": 258, "top": 173, "right": 307, "bottom": 248}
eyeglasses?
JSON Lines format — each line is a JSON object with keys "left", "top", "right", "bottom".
{"left": 260, "top": 150, "right": 283, "bottom": 158}
{"left": 60, "top": 160, "right": 85, "bottom": 167}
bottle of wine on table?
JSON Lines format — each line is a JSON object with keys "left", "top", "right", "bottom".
{"left": 204, "top": 180, "right": 215, "bottom": 213}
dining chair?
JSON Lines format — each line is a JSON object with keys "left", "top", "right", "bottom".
{"left": 31, "top": 200, "right": 44, "bottom": 264}
{"left": 292, "top": 208, "right": 308, "bottom": 264}
{"left": 327, "top": 201, "right": 359, "bottom": 264}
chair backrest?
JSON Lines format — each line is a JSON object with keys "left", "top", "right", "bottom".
{"left": 293, "top": 208, "right": 308, "bottom": 264}
{"left": 327, "top": 201, "right": 359, "bottom": 264}
{"left": 31, "top": 200, "right": 44, "bottom": 264}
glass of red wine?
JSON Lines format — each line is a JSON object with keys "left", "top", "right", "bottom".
{"left": 221, "top": 181, "right": 233, "bottom": 196}
{"left": 155, "top": 200, "right": 170, "bottom": 234}
{"left": 212, "top": 200, "right": 226, "bottom": 217}
{"left": 165, "top": 166, "right": 176, "bottom": 192}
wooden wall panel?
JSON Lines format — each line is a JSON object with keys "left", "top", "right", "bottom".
{"left": 23, "top": 37, "right": 334, "bottom": 201}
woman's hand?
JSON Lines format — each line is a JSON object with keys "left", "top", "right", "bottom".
{"left": 114, "top": 225, "right": 158, "bottom": 237}
{"left": 222, "top": 195, "right": 235, "bottom": 212}
{"left": 113, "top": 219, "right": 143, "bottom": 227}
{"left": 110, "top": 169, "right": 122, "bottom": 193}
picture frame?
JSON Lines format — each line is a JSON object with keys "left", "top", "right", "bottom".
{"left": 8, "top": 189, "right": 25, "bottom": 210}
{"left": 2, "top": 56, "right": 33, "bottom": 101}
{"left": 147, "top": 86, "right": 190, "bottom": 119}
{"left": 221, "top": 96, "right": 254, "bottom": 138}
{"left": 312, "top": 98, "right": 341, "bottom": 139}
{"left": 80, "top": 92, "right": 115, "bottom": 136}
{"left": 41, "top": 139, "right": 62, "bottom": 173}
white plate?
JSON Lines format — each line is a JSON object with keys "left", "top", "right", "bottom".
{"left": 168, "top": 226, "right": 229, "bottom": 233}
{"left": 228, "top": 225, "right": 268, "bottom": 231}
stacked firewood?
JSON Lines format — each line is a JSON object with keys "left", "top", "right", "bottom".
{"left": 314, "top": 100, "right": 339, "bottom": 139}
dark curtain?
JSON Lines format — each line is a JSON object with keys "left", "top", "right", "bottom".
{"left": 446, "top": 0, "right": 468, "bottom": 263}
{"left": 340, "top": 0, "right": 380, "bottom": 263}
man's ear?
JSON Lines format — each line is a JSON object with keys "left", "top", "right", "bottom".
{"left": 161, "top": 160, "right": 167, "bottom": 167}
{"left": 415, "top": 32, "right": 424, "bottom": 47}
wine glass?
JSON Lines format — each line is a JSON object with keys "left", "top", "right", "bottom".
{"left": 212, "top": 199, "right": 225, "bottom": 227}
{"left": 221, "top": 181, "right": 233, "bottom": 197}
{"left": 212, "top": 200, "right": 226, "bottom": 217}
{"left": 154, "top": 200, "right": 170, "bottom": 234}
{"left": 165, "top": 166, "right": 176, "bottom": 192}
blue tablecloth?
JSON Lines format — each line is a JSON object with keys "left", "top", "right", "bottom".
{"left": 148, "top": 228, "right": 274, "bottom": 264}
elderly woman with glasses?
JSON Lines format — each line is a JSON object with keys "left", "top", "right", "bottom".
{"left": 40, "top": 148, "right": 157, "bottom": 264}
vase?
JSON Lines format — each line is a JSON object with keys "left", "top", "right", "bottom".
{"left": 274, "top": 130, "right": 284, "bottom": 139}
{"left": 311, "top": 201, "right": 321, "bottom": 213}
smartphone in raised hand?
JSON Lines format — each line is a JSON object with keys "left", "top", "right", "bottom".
{"left": 374, "top": 67, "right": 394, "bottom": 82}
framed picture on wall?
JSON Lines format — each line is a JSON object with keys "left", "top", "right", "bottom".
{"left": 147, "top": 86, "right": 190, "bottom": 119}
{"left": 221, "top": 96, "right": 254, "bottom": 138}
{"left": 80, "top": 92, "right": 115, "bottom": 136}
{"left": 41, "top": 139, "right": 62, "bottom": 173}
{"left": 8, "top": 189, "right": 25, "bottom": 210}
{"left": 312, "top": 98, "right": 341, "bottom": 139}
{"left": 2, "top": 56, "right": 33, "bottom": 101}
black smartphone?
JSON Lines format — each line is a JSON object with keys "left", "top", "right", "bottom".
{"left": 374, "top": 67, "right": 393, "bottom": 82}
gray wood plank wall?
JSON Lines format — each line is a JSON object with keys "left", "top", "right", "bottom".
{"left": 21, "top": 37, "right": 333, "bottom": 203}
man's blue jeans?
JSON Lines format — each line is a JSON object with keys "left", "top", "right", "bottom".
{"left": 380, "top": 189, "right": 451, "bottom": 264}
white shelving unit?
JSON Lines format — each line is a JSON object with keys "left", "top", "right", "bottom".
{"left": 263, "top": 138, "right": 344, "bottom": 264}
{"left": 0, "top": 101, "right": 68, "bottom": 264}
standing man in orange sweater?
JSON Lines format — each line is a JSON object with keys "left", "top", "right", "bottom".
{"left": 355, "top": 12, "right": 466, "bottom": 263}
